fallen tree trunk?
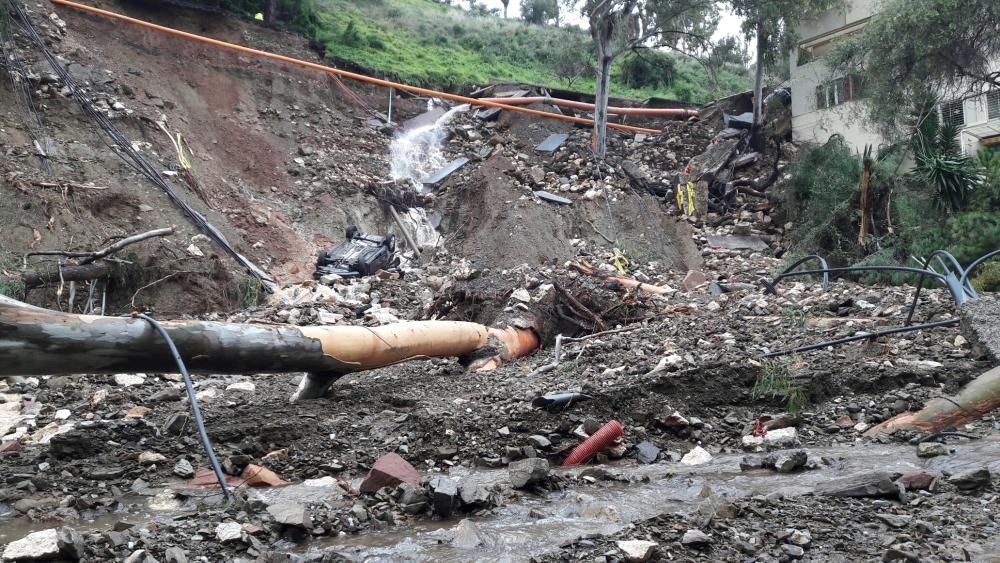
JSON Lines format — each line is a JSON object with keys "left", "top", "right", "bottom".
{"left": 865, "top": 366, "right": 1000, "bottom": 435}
{"left": 568, "top": 261, "right": 673, "bottom": 295}
{"left": 21, "top": 262, "right": 113, "bottom": 289}
{"left": 0, "top": 295, "right": 539, "bottom": 401}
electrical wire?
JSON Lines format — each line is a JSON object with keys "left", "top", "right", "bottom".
{"left": 137, "top": 313, "right": 231, "bottom": 500}
{"left": 1, "top": 8, "right": 51, "bottom": 174}
{"left": 7, "top": 0, "right": 273, "bottom": 290}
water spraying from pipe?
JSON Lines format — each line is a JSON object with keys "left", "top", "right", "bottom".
{"left": 389, "top": 103, "right": 467, "bottom": 192}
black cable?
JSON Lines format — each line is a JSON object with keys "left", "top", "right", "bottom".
{"left": 1, "top": 10, "right": 52, "bottom": 174}
{"left": 760, "top": 318, "right": 960, "bottom": 358}
{"left": 137, "top": 313, "right": 231, "bottom": 500}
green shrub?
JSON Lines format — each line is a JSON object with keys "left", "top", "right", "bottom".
{"left": 753, "top": 360, "right": 809, "bottom": 414}
{"left": 972, "top": 260, "right": 1000, "bottom": 293}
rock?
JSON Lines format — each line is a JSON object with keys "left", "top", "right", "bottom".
{"left": 948, "top": 466, "right": 991, "bottom": 490}
{"left": 216, "top": 522, "right": 243, "bottom": 542}
{"left": 635, "top": 441, "right": 660, "bottom": 464}
{"left": 681, "top": 529, "right": 712, "bottom": 547}
{"left": 359, "top": 453, "right": 421, "bottom": 493}
{"left": 1, "top": 527, "right": 83, "bottom": 561}
{"left": 680, "top": 446, "right": 712, "bottom": 466}
{"left": 683, "top": 270, "right": 707, "bottom": 291}
{"left": 267, "top": 502, "right": 312, "bottom": 529}
{"left": 773, "top": 450, "right": 807, "bottom": 473}
{"left": 458, "top": 479, "right": 492, "bottom": 507}
{"left": 877, "top": 513, "right": 912, "bottom": 528}
{"left": 916, "top": 441, "right": 949, "bottom": 457}
{"left": 817, "top": 471, "right": 898, "bottom": 498}
{"left": 173, "top": 459, "right": 196, "bottom": 479}
{"left": 786, "top": 529, "right": 811, "bottom": 547}
{"left": 763, "top": 427, "right": 798, "bottom": 447}
{"left": 741, "top": 434, "right": 764, "bottom": 449}
{"left": 895, "top": 470, "right": 941, "bottom": 491}
{"left": 225, "top": 382, "right": 255, "bottom": 393}
{"left": 452, "top": 519, "right": 491, "bottom": 549}
{"left": 89, "top": 466, "right": 127, "bottom": 480}
{"left": 163, "top": 547, "right": 188, "bottom": 563}
{"left": 163, "top": 413, "right": 189, "bottom": 435}
{"left": 509, "top": 458, "right": 549, "bottom": 488}
{"left": 113, "top": 373, "right": 146, "bottom": 386}
{"left": 660, "top": 411, "right": 689, "bottom": 428}
{"left": 138, "top": 451, "right": 167, "bottom": 465}
{"left": 616, "top": 540, "right": 658, "bottom": 562}
{"left": 527, "top": 435, "right": 551, "bottom": 449}
{"left": 428, "top": 476, "right": 458, "bottom": 517}
{"left": 398, "top": 483, "right": 428, "bottom": 514}
{"left": 781, "top": 544, "right": 805, "bottom": 558}
{"left": 529, "top": 166, "right": 545, "bottom": 183}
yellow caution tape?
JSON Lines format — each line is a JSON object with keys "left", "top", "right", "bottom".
{"left": 176, "top": 134, "right": 192, "bottom": 170}
{"left": 686, "top": 181, "right": 696, "bottom": 216}
{"left": 676, "top": 182, "right": 685, "bottom": 211}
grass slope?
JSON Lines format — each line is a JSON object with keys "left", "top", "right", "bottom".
{"left": 307, "top": 0, "right": 750, "bottom": 102}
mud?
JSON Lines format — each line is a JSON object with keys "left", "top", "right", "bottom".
{"left": 1, "top": 1, "right": 998, "bottom": 562}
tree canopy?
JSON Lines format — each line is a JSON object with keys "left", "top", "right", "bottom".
{"left": 829, "top": 0, "right": 1000, "bottom": 140}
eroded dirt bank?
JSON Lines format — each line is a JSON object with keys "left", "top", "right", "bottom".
{"left": 1, "top": 1, "right": 998, "bottom": 562}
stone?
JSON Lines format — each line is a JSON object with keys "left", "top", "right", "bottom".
{"left": 452, "top": 519, "right": 492, "bottom": 549}
{"left": 529, "top": 166, "right": 546, "bottom": 183}
{"left": 138, "top": 451, "right": 167, "bottom": 465}
{"left": 163, "top": 547, "right": 188, "bottom": 563}
{"left": 781, "top": 544, "right": 805, "bottom": 558}
{"left": 817, "top": 471, "right": 898, "bottom": 498}
{"left": 786, "top": 529, "right": 811, "bottom": 547}
{"left": 681, "top": 529, "right": 712, "bottom": 547}
{"left": 763, "top": 427, "right": 798, "bottom": 447}
{"left": 895, "top": 470, "right": 941, "bottom": 491}
{"left": 173, "top": 459, "right": 196, "bottom": 479}
{"left": 680, "top": 446, "right": 712, "bottom": 466}
{"left": 163, "top": 413, "right": 189, "bottom": 435}
{"left": 527, "top": 435, "right": 551, "bottom": 449}
{"left": 741, "top": 434, "right": 764, "bottom": 449}
{"left": 773, "top": 450, "right": 807, "bottom": 473}
{"left": 267, "top": 502, "right": 312, "bottom": 529}
{"left": 948, "top": 466, "right": 991, "bottom": 490}
{"left": 428, "top": 476, "right": 458, "bottom": 517}
{"left": 225, "top": 382, "right": 255, "bottom": 393}
{"left": 359, "top": 453, "right": 421, "bottom": 493}
{"left": 509, "top": 458, "right": 549, "bottom": 488}
{"left": 616, "top": 540, "right": 658, "bottom": 562}
{"left": 113, "top": 373, "right": 146, "bottom": 386}
{"left": 660, "top": 411, "right": 689, "bottom": 428}
{"left": 635, "top": 441, "right": 660, "bottom": 464}
{"left": 916, "top": 442, "right": 949, "bottom": 458}
{"left": 1, "top": 527, "right": 83, "bottom": 561}
{"left": 877, "top": 513, "right": 912, "bottom": 528}
{"left": 216, "top": 522, "right": 243, "bottom": 542}
{"left": 458, "top": 479, "right": 492, "bottom": 507}
{"left": 398, "top": 483, "right": 428, "bottom": 514}
{"left": 683, "top": 270, "right": 707, "bottom": 291}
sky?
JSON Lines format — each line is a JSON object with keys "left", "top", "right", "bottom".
{"left": 478, "top": 0, "right": 746, "bottom": 42}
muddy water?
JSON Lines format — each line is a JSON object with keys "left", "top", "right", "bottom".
{"left": 2, "top": 439, "right": 997, "bottom": 559}
{"left": 311, "top": 438, "right": 1000, "bottom": 562}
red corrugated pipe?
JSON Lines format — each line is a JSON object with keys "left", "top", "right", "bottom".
{"left": 562, "top": 419, "right": 624, "bottom": 466}
{"left": 479, "top": 97, "right": 699, "bottom": 118}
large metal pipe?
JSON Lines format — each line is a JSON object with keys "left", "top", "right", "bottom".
{"left": 478, "top": 96, "right": 699, "bottom": 117}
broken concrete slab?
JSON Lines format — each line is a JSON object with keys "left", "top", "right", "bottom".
{"left": 724, "top": 112, "right": 754, "bottom": 129}
{"left": 960, "top": 296, "right": 1000, "bottom": 361}
{"left": 706, "top": 234, "right": 769, "bottom": 251}
{"left": 690, "top": 138, "right": 740, "bottom": 181}
{"left": 534, "top": 190, "right": 572, "bottom": 205}
{"left": 733, "top": 152, "right": 759, "bottom": 168}
{"left": 535, "top": 133, "right": 569, "bottom": 152}
{"left": 475, "top": 90, "right": 529, "bottom": 120}
{"left": 422, "top": 157, "right": 469, "bottom": 189}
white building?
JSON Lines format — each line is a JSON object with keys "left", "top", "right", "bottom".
{"left": 789, "top": 0, "right": 1000, "bottom": 154}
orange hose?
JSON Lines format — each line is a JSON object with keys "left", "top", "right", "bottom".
{"left": 50, "top": 0, "right": 663, "bottom": 135}
{"left": 480, "top": 96, "right": 698, "bottom": 117}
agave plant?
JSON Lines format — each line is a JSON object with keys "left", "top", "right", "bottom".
{"left": 911, "top": 119, "right": 985, "bottom": 213}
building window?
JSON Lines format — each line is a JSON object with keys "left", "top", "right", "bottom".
{"left": 939, "top": 99, "right": 965, "bottom": 128}
{"left": 815, "top": 75, "right": 862, "bottom": 110}
{"left": 988, "top": 90, "right": 1000, "bottom": 121}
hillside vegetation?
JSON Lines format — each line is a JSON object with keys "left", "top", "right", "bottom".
{"left": 232, "top": 0, "right": 751, "bottom": 101}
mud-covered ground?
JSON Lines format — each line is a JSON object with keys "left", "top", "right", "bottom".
{"left": 1, "top": 1, "right": 998, "bottom": 562}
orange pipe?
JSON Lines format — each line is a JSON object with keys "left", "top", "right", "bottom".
{"left": 50, "top": 0, "right": 663, "bottom": 135}
{"left": 480, "top": 96, "right": 699, "bottom": 117}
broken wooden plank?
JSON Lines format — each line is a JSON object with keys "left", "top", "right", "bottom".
{"left": 535, "top": 133, "right": 569, "bottom": 153}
